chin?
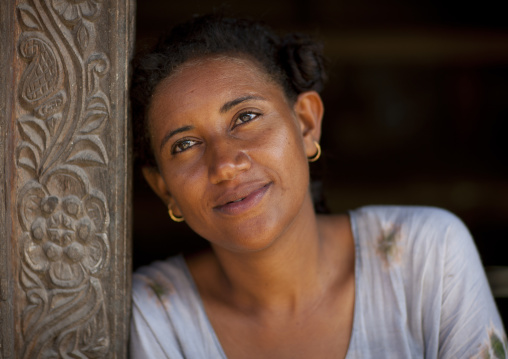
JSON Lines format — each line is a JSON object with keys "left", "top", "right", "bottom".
{"left": 216, "top": 235, "right": 276, "bottom": 254}
{"left": 209, "top": 214, "right": 291, "bottom": 254}
{"left": 194, "top": 190, "right": 311, "bottom": 255}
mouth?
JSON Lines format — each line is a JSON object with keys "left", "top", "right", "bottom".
{"left": 213, "top": 182, "right": 272, "bottom": 215}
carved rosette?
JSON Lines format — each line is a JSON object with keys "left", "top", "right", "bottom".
{"left": 15, "top": 0, "right": 111, "bottom": 357}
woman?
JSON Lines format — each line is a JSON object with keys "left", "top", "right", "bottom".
{"left": 130, "top": 15, "right": 505, "bottom": 358}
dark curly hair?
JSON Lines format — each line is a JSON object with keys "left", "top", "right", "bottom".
{"left": 131, "top": 14, "right": 327, "bottom": 169}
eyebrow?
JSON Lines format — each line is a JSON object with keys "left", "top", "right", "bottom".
{"left": 159, "top": 125, "right": 194, "bottom": 151}
{"left": 159, "top": 95, "right": 266, "bottom": 152}
{"left": 219, "top": 95, "right": 266, "bottom": 114}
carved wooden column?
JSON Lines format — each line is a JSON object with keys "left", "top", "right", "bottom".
{"left": 0, "top": 0, "right": 135, "bottom": 357}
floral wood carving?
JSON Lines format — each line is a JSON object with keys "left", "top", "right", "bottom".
{"left": 16, "top": 0, "right": 111, "bottom": 357}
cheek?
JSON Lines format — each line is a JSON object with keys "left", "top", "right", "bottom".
{"left": 250, "top": 118, "right": 309, "bottom": 186}
{"left": 161, "top": 163, "right": 206, "bottom": 211}
{"left": 248, "top": 111, "right": 304, "bottom": 153}
{"left": 266, "top": 118, "right": 306, "bottom": 162}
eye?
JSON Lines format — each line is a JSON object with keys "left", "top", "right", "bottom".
{"left": 171, "top": 138, "right": 199, "bottom": 154}
{"left": 233, "top": 111, "right": 259, "bottom": 127}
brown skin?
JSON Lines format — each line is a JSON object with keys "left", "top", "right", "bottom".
{"left": 143, "top": 56, "right": 355, "bottom": 358}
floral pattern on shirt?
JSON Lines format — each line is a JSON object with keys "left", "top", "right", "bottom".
{"left": 142, "top": 273, "right": 174, "bottom": 307}
{"left": 475, "top": 324, "right": 508, "bottom": 359}
{"left": 376, "top": 223, "right": 403, "bottom": 268}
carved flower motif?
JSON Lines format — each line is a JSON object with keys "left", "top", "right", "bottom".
{"left": 52, "top": 0, "right": 101, "bottom": 22}
{"left": 24, "top": 191, "right": 108, "bottom": 288}
{"left": 20, "top": 170, "right": 109, "bottom": 288}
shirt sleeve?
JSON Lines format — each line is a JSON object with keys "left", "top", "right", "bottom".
{"left": 130, "top": 274, "right": 185, "bottom": 359}
{"left": 437, "top": 212, "right": 507, "bottom": 358}
{"left": 130, "top": 303, "right": 173, "bottom": 359}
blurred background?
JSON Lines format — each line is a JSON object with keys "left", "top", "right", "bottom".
{"left": 132, "top": 1, "right": 508, "bottom": 322}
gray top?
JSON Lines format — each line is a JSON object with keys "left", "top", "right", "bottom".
{"left": 131, "top": 206, "right": 506, "bottom": 358}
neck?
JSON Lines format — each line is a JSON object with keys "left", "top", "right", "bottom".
{"left": 210, "top": 196, "right": 336, "bottom": 314}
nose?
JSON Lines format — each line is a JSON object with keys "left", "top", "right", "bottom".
{"left": 208, "top": 139, "right": 251, "bottom": 184}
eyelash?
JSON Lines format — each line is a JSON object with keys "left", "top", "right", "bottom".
{"left": 171, "top": 138, "right": 199, "bottom": 154}
{"left": 171, "top": 111, "right": 261, "bottom": 155}
{"left": 233, "top": 111, "right": 260, "bottom": 127}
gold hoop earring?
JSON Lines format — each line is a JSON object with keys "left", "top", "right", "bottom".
{"left": 308, "top": 141, "right": 321, "bottom": 163}
{"left": 168, "top": 206, "right": 184, "bottom": 222}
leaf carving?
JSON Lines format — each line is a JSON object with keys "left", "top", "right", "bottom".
{"left": 46, "top": 113, "right": 62, "bottom": 135}
{"left": 81, "top": 110, "right": 107, "bottom": 134}
{"left": 66, "top": 135, "right": 108, "bottom": 166}
{"left": 20, "top": 262, "right": 49, "bottom": 336}
{"left": 76, "top": 21, "right": 90, "bottom": 54}
{"left": 18, "top": 116, "right": 50, "bottom": 155}
{"left": 80, "top": 307, "right": 110, "bottom": 357}
{"left": 17, "top": 142, "right": 40, "bottom": 175}
{"left": 81, "top": 92, "right": 110, "bottom": 134}
{"left": 21, "top": 262, "right": 45, "bottom": 290}
{"left": 17, "top": 4, "right": 43, "bottom": 31}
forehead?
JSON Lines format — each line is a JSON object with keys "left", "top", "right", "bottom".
{"left": 148, "top": 56, "right": 285, "bottom": 124}
{"left": 155, "top": 56, "right": 275, "bottom": 98}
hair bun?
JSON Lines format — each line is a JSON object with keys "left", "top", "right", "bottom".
{"left": 279, "top": 33, "right": 327, "bottom": 94}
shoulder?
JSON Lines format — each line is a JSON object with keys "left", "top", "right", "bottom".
{"left": 131, "top": 255, "right": 218, "bottom": 357}
{"left": 351, "top": 205, "right": 469, "bottom": 248}
{"left": 352, "top": 205, "right": 465, "bottom": 229}
{"left": 132, "top": 255, "right": 191, "bottom": 303}
{"left": 130, "top": 255, "right": 230, "bottom": 359}
{"left": 132, "top": 254, "right": 202, "bottom": 328}
{"left": 349, "top": 205, "right": 475, "bottom": 276}
{"left": 347, "top": 206, "right": 506, "bottom": 357}
{"left": 131, "top": 255, "right": 196, "bottom": 358}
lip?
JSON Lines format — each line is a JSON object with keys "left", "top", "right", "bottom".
{"left": 213, "top": 182, "right": 272, "bottom": 216}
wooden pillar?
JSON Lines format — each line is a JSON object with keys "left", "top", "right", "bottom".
{"left": 0, "top": 0, "right": 135, "bottom": 357}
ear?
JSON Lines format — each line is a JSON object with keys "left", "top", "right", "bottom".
{"left": 142, "top": 166, "right": 182, "bottom": 215}
{"left": 293, "top": 91, "right": 324, "bottom": 158}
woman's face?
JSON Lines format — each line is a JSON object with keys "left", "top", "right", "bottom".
{"left": 145, "top": 56, "right": 323, "bottom": 253}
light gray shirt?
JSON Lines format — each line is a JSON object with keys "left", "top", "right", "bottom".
{"left": 131, "top": 206, "right": 506, "bottom": 358}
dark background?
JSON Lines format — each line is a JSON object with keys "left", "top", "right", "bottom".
{"left": 132, "top": 1, "right": 508, "bottom": 322}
